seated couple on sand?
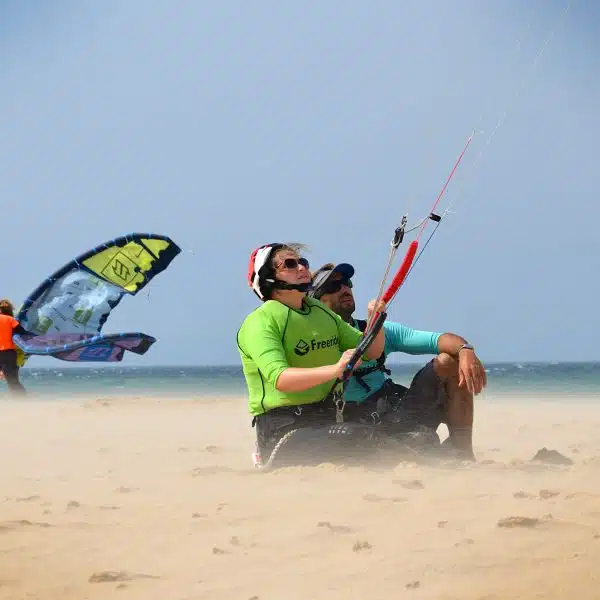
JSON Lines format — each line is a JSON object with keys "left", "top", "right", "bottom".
{"left": 237, "top": 242, "right": 487, "bottom": 468}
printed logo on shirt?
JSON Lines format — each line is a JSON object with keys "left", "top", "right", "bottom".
{"left": 294, "top": 339, "right": 310, "bottom": 356}
{"left": 294, "top": 335, "right": 339, "bottom": 356}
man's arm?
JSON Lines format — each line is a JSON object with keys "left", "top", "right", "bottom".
{"left": 384, "top": 322, "right": 472, "bottom": 358}
{"left": 385, "top": 321, "right": 485, "bottom": 394}
{"left": 436, "top": 332, "right": 473, "bottom": 358}
{"left": 361, "top": 299, "right": 386, "bottom": 360}
{"left": 335, "top": 307, "right": 384, "bottom": 361}
{"left": 363, "top": 322, "right": 385, "bottom": 361}
{"left": 437, "top": 332, "right": 486, "bottom": 394}
{"left": 384, "top": 321, "right": 441, "bottom": 355}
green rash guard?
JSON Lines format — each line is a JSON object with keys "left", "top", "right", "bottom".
{"left": 237, "top": 297, "right": 363, "bottom": 416}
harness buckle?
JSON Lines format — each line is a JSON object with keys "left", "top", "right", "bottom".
{"left": 369, "top": 411, "right": 381, "bottom": 424}
{"left": 334, "top": 394, "right": 345, "bottom": 423}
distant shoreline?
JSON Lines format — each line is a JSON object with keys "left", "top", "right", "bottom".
{"left": 16, "top": 360, "right": 600, "bottom": 372}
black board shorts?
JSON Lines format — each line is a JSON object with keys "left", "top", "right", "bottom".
{"left": 387, "top": 359, "right": 447, "bottom": 433}
{"left": 0, "top": 349, "right": 26, "bottom": 394}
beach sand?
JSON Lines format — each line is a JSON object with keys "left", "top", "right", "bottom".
{"left": 0, "top": 393, "right": 599, "bottom": 600}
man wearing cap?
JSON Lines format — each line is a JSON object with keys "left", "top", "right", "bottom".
{"left": 309, "top": 262, "right": 487, "bottom": 461}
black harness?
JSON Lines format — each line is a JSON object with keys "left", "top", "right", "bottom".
{"left": 351, "top": 318, "right": 391, "bottom": 392}
{"left": 251, "top": 316, "right": 391, "bottom": 434}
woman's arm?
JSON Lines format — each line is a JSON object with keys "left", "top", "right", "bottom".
{"left": 239, "top": 311, "right": 347, "bottom": 394}
{"left": 275, "top": 364, "right": 339, "bottom": 392}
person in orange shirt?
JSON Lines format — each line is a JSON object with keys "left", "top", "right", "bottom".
{"left": 0, "top": 299, "right": 30, "bottom": 395}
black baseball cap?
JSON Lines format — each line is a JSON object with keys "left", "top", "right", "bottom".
{"left": 309, "top": 262, "right": 355, "bottom": 299}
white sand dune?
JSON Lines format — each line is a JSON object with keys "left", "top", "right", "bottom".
{"left": 0, "top": 393, "right": 599, "bottom": 600}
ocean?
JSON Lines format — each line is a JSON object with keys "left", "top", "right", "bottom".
{"left": 2, "top": 361, "right": 599, "bottom": 400}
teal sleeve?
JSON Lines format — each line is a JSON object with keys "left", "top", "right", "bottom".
{"left": 384, "top": 321, "right": 441, "bottom": 355}
{"left": 238, "top": 312, "right": 288, "bottom": 385}
{"left": 336, "top": 314, "right": 363, "bottom": 351}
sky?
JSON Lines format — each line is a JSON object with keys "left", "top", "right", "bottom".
{"left": 0, "top": 0, "right": 597, "bottom": 367}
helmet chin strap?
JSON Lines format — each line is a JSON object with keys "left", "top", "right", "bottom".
{"left": 266, "top": 279, "right": 313, "bottom": 293}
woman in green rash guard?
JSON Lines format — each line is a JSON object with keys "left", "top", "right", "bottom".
{"left": 237, "top": 242, "right": 386, "bottom": 466}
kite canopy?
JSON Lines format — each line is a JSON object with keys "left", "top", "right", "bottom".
{"left": 14, "top": 233, "right": 181, "bottom": 363}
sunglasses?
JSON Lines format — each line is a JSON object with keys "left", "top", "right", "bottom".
{"left": 320, "top": 278, "right": 353, "bottom": 295}
{"left": 275, "top": 257, "right": 310, "bottom": 270}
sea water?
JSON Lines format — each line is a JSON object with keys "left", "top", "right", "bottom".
{"left": 2, "top": 362, "right": 599, "bottom": 400}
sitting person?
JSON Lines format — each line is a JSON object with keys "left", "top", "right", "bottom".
{"left": 237, "top": 243, "right": 386, "bottom": 467}
{"left": 309, "top": 262, "right": 487, "bottom": 461}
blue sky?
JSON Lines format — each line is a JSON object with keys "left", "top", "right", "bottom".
{"left": 1, "top": 0, "right": 597, "bottom": 367}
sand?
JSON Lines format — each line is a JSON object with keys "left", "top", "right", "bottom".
{"left": 0, "top": 393, "right": 599, "bottom": 600}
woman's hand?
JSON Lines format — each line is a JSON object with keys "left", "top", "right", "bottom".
{"left": 335, "top": 348, "right": 362, "bottom": 379}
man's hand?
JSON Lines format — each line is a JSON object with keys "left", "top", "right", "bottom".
{"left": 366, "top": 298, "right": 386, "bottom": 321}
{"left": 457, "top": 349, "right": 487, "bottom": 395}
